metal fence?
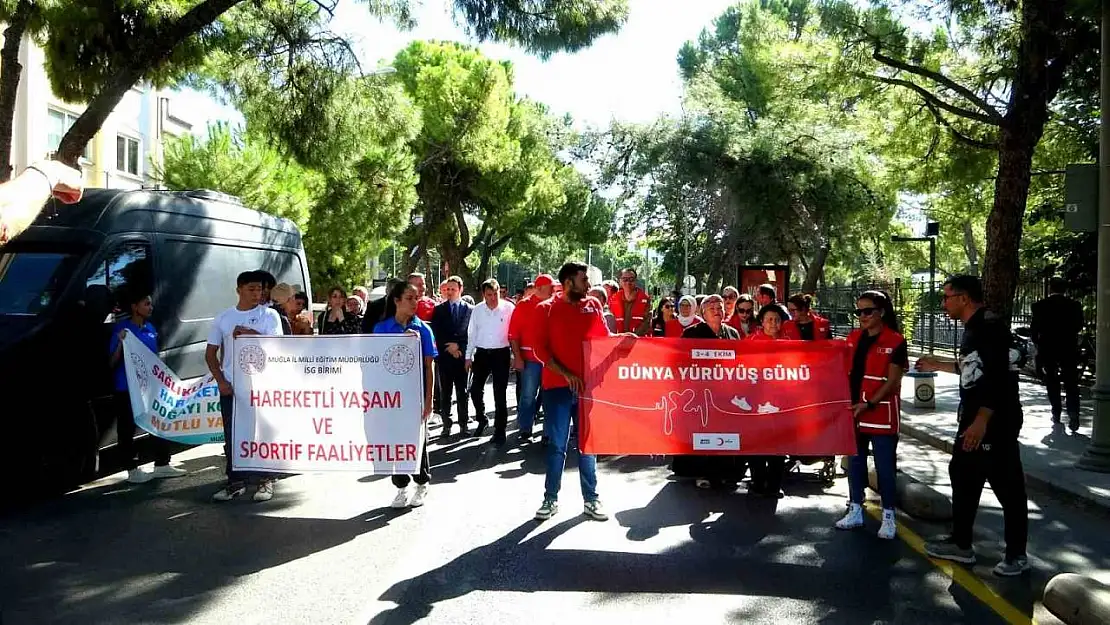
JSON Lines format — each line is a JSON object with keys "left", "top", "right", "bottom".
{"left": 803, "top": 278, "right": 1097, "bottom": 356}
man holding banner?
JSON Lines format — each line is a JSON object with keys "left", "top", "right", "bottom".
{"left": 207, "top": 271, "right": 285, "bottom": 503}
{"left": 532, "top": 262, "right": 612, "bottom": 522}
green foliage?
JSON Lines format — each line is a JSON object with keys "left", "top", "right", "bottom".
{"left": 451, "top": 0, "right": 629, "bottom": 58}
{"left": 154, "top": 123, "right": 321, "bottom": 231}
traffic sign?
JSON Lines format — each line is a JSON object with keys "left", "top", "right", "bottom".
{"left": 683, "top": 275, "right": 696, "bottom": 288}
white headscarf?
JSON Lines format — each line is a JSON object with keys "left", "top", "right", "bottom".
{"left": 677, "top": 295, "right": 698, "bottom": 327}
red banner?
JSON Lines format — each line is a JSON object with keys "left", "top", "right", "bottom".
{"left": 580, "top": 337, "right": 856, "bottom": 455}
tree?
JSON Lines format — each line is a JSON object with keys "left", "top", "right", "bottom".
{"left": 18, "top": 0, "right": 628, "bottom": 171}
{"left": 818, "top": 0, "right": 1100, "bottom": 320}
{"left": 0, "top": 0, "right": 53, "bottom": 181}
{"left": 393, "top": 40, "right": 610, "bottom": 289}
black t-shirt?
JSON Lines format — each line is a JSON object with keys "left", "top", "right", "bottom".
{"left": 796, "top": 320, "right": 815, "bottom": 341}
{"left": 682, "top": 322, "right": 740, "bottom": 340}
{"left": 958, "top": 307, "right": 1021, "bottom": 440}
{"left": 849, "top": 331, "right": 908, "bottom": 403}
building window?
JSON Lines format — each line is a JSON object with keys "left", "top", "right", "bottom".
{"left": 116, "top": 135, "right": 140, "bottom": 176}
{"left": 46, "top": 108, "right": 90, "bottom": 161}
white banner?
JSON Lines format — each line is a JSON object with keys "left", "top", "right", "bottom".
{"left": 122, "top": 332, "right": 225, "bottom": 445}
{"left": 231, "top": 334, "right": 425, "bottom": 474}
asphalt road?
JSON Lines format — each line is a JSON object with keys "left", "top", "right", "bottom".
{"left": 0, "top": 412, "right": 1074, "bottom": 625}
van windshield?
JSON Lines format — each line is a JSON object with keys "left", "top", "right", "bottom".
{"left": 0, "top": 249, "right": 82, "bottom": 315}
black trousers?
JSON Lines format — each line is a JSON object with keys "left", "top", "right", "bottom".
{"left": 950, "top": 436, "right": 1028, "bottom": 559}
{"left": 748, "top": 456, "right": 786, "bottom": 492}
{"left": 471, "top": 347, "right": 511, "bottom": 435}
{"left": 392, "top": 426, "right": 430, "bottom": 487}
{"left": 436, "top": 355, "right": 469, "bottom": 427}
{"left": 1040, "top": 346, "right": 1080, "bottom": 417}
{"left": 114, "top": 391, "right": 170, "bottom": 469}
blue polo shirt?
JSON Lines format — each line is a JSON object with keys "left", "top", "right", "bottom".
{"left": 372, "top": 316, "right": 438, "bottom": 360}
{"left": 109, "top": 319, "right": 158, "bottom": 392}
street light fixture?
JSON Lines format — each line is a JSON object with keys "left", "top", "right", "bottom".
{"left": 892, "top": 221, "right": 940, "bottom": 353}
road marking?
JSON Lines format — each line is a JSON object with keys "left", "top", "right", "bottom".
{"left": 864, "top": 504, "right": 1035, "bottom": 625}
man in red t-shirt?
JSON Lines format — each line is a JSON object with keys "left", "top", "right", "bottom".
{"left": 532, "top": 262, "right": 612, "bottom": 523}
{"left": 509, "top": 274, "right": 555, "bottom": 441}
{"left": 408, "top": 272, "right": 437, "bottom": 322}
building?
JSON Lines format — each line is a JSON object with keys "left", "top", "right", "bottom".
{"left": 7, "top": 32, "right": 195, "bottom": 189}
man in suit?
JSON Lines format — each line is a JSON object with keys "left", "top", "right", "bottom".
{"left": 1031, "top": 277, "right": 1085, "bottom": 432}
{"left": 431, "top": 275, "right": 472, "bottom": 437}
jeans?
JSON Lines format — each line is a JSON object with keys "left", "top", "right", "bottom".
{"left": 542, "top": 387, "right": 598, "bottom": 503}
{"left": 220, "top": 395, "right": 268, "bottom": 487}
{"left": 950, "top": 436, "right": 1028, "bottom": 559}
{"left": 114, "top": 391, "right": 170, "bottom": 470}
{"left": 516, "top": 360, "right": 543, "bottom": 434}
{"left": 848, "top": 433, "right": 897, "bottom": 509}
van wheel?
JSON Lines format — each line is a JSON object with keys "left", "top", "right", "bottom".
{"left": 40, "top": 406, "right": 100, "bottom": 492}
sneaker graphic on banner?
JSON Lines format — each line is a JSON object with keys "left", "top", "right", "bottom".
{"left": 757, "top": 402, "right": 780, "bottom": 414}
{"left": 730, "top": 396, "right": 752, "bottom": 411}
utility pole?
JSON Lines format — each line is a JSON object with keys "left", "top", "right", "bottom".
{"left": 1079, "top": 0, "right": 1110, "bottom": 472}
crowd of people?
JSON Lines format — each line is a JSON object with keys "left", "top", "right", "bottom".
{"left": 111, "top": 261, "right": 1031, "bottom": 578}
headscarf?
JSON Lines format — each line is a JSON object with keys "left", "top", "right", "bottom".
{"left": 346, "top": 295, "right": 365, "bottom": 316}
{"left": 677, "top": 295, "right": 699, "bottom": 327}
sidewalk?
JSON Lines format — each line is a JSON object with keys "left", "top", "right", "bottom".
{"left": 898, "top": 370, "right": 1110, "bottom": 511}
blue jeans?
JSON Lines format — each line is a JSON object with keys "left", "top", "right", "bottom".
{"left": 848, "top": 432, "right": 897, "bottom": 509}
{"left": 517, "top": 360, "right": 543, "bottom": 433}
{"left": 543, "top": 387, "right": 598, "bottom": 503}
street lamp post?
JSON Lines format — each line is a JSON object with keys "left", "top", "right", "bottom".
{"left": 892, "top": 223, "right": 939, "bottom": 353}
{"left": 1079, "top": 0, "right": 1110, "bottom": 472}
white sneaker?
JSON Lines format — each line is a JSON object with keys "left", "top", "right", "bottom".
{"left": 391, "top": 487, "right": 411, "bottom": 509}
{"left": 835, "top": 503, "right": 864, "bottom": 530}
{"left": 877, "top": 508, "right": 897, "bottom": 540}
{"left": 253, "top": 480, "right": 275, "bottom": 502}
{"left": 126, "top": 468, "right": 153, "bottom": 484}
{"left": 410, "top": 484, "right": 428, "bottom": 507}
{"left": 212, "top": 485, "right": 246, "bottom": 502}
{"left": 151, "top": 465, "right": 188, "bottom": 479}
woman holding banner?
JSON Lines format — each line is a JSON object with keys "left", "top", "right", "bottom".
{"left": 650, "top": 297, "right": 675, "bottom": 337}
{"left": 373, "top": 281, "right": 437, "bottom": 509}
{"left": 666, "top": 296, "right": 701, "bottom": 337}
{"left": 109, "top": 288, "right": 187, "bottom": 484}
{"left": 836, "top": 290, "right": 907, "bottom": 540}
{"left": 784, "top": 294, "right": 830, "bottom": 341}
{"left": 672, "top": 295, "right": 743, "bottom": 488}
{"left": 745, "top": 303, "right": 792, "bottom": 497}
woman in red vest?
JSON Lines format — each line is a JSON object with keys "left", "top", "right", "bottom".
{"left": 784, "top": 294, "right": 831, "bottom": 340}
{"left": 836, "top": 290, "right": 908, "bottom": 539}
{"left": 651, "top": 297, "right": 675, "bottom": 337}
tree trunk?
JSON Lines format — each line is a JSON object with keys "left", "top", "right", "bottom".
{"left": 401, "top": 242, "right": 422, "bottom": 279}
{"left": 801, "top": 242, "right": 830, "bottom": 293}
{"left": 961, "top": 219, "right": 980, "bottom": 276}
{"left": 54, "top": 0, "right": 244, "bottom": 166}
{"left": 0, "top": 1, "right": 32, "bottom": 181}
{"left": 983, "top": 126, "right": 1037, "bottom": 323}
{"left": 441, "top": 239, "right": 475, "bottom": 293}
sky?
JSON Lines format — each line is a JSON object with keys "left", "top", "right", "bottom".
{"left": 177, "top": 0, "right": 740, "bottom": 132}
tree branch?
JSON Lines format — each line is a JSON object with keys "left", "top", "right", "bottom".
{"left": 871, "top": 48, "right": 1004, "bottom": 123}
{"left": 919, "top": 97, "right": 999, "bottom": 150}
{"left": 860, "top": 73, "right": 1001, "bottom": 126}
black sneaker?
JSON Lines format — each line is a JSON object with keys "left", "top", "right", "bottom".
{"left": 1069, "top": 414, "right": 1080, "bottom": 433}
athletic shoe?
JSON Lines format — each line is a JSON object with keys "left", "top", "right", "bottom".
{"left": 993, "top": 557, "right": 1031, "bottom": 577}
{"left": 253, "top": 480, "right": 274, "bottom": 502}
{"left": 212, "top": 485, "right": 246, "bottom": 502}
{"left": 877, "top": 508, "right": 897, "bottom": 540}
{"left": 925, "top": 539, "right": 976, "bottom": 564}
{"left": 534, "top": 499, "right": 558, "bottom": 521}
{"left": 391, "top": 487, "right": 411, "bottom": 509}
{"left": 835, "top": 503, "right": 864, "bottom": 530}
{"left": 151, "top": 465, "right": 188, "bottom": 479}
{"left": 410, "top": 484, "right": 428, "bottom": 507}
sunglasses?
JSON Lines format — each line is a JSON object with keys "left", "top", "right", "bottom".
{"left": 620, "top": 277, "right": 636, "bottom": 282}
{"left": 724, "top": 294, "right": 738, "bottom": 300}
{"left": 737, "top": 307, "right": 753, "bottom": 314}
{"left": 663, "top": 304, "right": 674, "bottom": 309}
{"left": 854, "top": 307, "right": 878, "bottom": 317}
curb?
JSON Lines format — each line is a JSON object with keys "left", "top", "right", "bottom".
{"left": 1043, "top": 573, "right": 1110, "bottom": 625}
{"left": 866, "top": 463, "right": 953, "bottom": 521}
{"left": 899, "top": 421, "right": 1110, "bottom": 514}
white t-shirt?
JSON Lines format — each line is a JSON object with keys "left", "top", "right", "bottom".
{"left": 207, "top": 305, "right": 284, "bottom": 381}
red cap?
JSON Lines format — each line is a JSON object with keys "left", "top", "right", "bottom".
{"left": 534, "top": 274, "right": 556, "bottom": 288}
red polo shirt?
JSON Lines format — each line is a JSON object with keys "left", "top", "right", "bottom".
{"left": 509, "top": 294, "right": 544, "bottom": 361}
{"left": 533, "top": 294, "right": 609, "bottom": 390}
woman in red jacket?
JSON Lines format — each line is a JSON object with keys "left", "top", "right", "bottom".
{"left": 784, "top": 294, "right": 831, "bottom": 340}
{"left": 746, "top": 303, "right": 790, "bottom": 497}
{"left": 665, "top": 295, "right": 702, "bottom": 337}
